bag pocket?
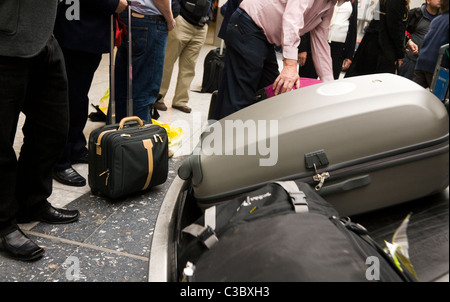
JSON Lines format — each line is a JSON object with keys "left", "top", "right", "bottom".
{"left": 0, "top": 0, "right": 20, "bottom": 35}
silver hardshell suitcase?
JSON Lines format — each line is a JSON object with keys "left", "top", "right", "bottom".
{"left": 178, "top": 73, "right": 449, "bottom": 216}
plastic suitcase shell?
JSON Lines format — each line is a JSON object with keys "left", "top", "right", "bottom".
{"left": 179, "top": 73, "right": 449, "bottom": 216}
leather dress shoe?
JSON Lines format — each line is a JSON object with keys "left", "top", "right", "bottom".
{"left": 154, "top": 101, "right": 167, "bottom": 111}
{"left": 18, "top": 205, "right": 80, "bottom": 224}
{"left": 172, "top": 105, "right": 192, "bottom": 113}
{"left": 0, "top": 229, "right": 44, "bottom": 261}
{"left": 53, "top": 167, "right": 86, "bottom": 187}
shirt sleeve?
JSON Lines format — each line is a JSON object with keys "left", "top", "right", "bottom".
{"left": 310, "top": 7, "right": 334, "bottom": 81}
{"left": 281, "top": 0, "right": 310, "bottom": 60}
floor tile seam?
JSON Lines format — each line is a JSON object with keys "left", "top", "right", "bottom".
{"left": 24, "top": 230, "right": 149, "bottom": 262}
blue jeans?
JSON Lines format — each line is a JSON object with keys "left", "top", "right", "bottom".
{"left": 115, "top": 14, "right": 168, "bottom": 123}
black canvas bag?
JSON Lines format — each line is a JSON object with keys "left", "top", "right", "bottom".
{"left": 200, "top": 45, "right": 226, "bottom": 93}
{"left": 177, "top": 181, "right": 415, "bottom": 282}
{"left": 88, "top": 116, "right": 169, "bottom": 200}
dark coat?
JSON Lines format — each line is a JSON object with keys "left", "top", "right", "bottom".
{"left": 345, "top": 0, "right": 409, "bottom": 77}
{"left": 54, "top": 0, "right": 119, "bottom": 54}
{"left": 0, "top": 0, "right": 59, "bottom": 57}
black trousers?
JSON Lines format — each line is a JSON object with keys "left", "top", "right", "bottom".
{"left": 54, "top": 48, "right": 102, "bottom": 171}
{"left": 299, "top": 41, "right": 345, "bottom": 80}
{"left": 211, "top": 9, "right": 279, "bottom": 120}
{"left": 0, "top": 37, "right": 69, "bottom": 235}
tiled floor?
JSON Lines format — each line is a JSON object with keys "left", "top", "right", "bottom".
{"left": 2, "top": 26, "right": 217, "bottom": 282}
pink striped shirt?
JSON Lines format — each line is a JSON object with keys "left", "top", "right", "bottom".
{"left": 240, "top": 0, "right": 337, "bottom": 81}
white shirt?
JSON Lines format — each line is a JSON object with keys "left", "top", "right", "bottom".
{"left": 328, "top": 1, "right": 353, "bottom": 43}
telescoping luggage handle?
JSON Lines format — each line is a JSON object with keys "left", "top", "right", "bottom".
{"left": 108, "top": 1, "right": 133, "bottom": 125}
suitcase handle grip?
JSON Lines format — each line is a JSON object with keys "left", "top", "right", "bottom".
{"left": 319, "top": 175, "right": 371, "bottom": 196}
{"left": 119, "top": 116, "right": 144, "bottom": 129}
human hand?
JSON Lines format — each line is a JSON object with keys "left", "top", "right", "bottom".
{"left": 407, "top": 40, "right": 419, "bottom": 55}
{"left": 116, "top": 0, "right": 128, "bottom": 13}
{"left": 273, "top": 59, "right": 300, "bottom": 95}
{"left": 342, "top": 58, "right": 352, "bottom": 71}
{"left": 298, "top": 52, "right": 307, "bottom": 67}
{"left": 167, "top": 17, "right": 176, "bottom": 31}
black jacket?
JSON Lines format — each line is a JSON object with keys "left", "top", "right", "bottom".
{"left": 54, "top": 0, "right": 119, "bottom": 54}
{"left": 367, "top": 0, "right": 409, "bottom": 60}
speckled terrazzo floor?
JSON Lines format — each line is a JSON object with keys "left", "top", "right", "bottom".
{"left": 0, "top": 157, "right": 185, "bottom": 282}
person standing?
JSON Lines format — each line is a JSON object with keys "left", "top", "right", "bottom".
{"left": 399, "top": 0, "right": 441, "bottom": 80}
{"left": 0, "top": 0, "right": 79, "bottom": 261}
{"left": 155, "top": 0, "right": 213, "bottom": 114}
{"left": 210, "top": 0, "right": 338, "bottom": 121}
{"left": 114, "top": 0, "right": 176, "bottom": 123}
{"left": 299, "top": 0, "right": 358, "bottom": 80}
{"left": 413, "top": 0, "right": 449, "bottom": 88}
{"left": 345, "top": 0, "right": 410, "bottom": 77}
{"left": 53, "top": 0, "right": 128, "bottom": 187}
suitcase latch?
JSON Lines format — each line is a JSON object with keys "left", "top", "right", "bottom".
{"left": 312, "top": 164, "right": 330, "bottom": 191}
{"left": 305, "top": 150, "right": 330, "bottom": 191}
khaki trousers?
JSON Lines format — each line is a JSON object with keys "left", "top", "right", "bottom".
{"left": 159, "top": 16, "right": 208, "bottom": 107}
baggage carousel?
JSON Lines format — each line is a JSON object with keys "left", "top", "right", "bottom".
{"left": 148, "top": 175, "right": 449, "bottom": 282}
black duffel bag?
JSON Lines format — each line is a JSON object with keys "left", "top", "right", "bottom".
{"left": 177, "top": 181, "right": 416, "bottom": 282}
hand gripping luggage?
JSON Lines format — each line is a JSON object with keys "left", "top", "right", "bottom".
{"left": 179, "top": 73, "right": 449, "bottom": 215}
{"left": 88, "top": 116, "right": 169, "bottom": 199}
{"left": 177, "top": 181, "right": 416, "bottom": 282}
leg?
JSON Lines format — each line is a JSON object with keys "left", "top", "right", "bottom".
{"left": 159, "top": 16, "right": 185, "bottom": 101}
{"left": 0, "top": 55, "right": 28, "bottom": 233}
{"left": 172, "top": 18, "right": 208, "bottom": 108}
{"left": 54, "top": 48, "right": 101, "bottom": 172}
{"left": 15, "top": 36, "right": 70, "bottom": 215}
{"left": 216, "top": 11, "right": 275, "bottom": 119}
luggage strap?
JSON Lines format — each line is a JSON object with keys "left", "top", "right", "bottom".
{"left": 182, "top": 181, "right": 308, "bottom": 249}
{"left": 275, "top": 181, "right": 308, "bottom": 213}
{"left": 182, "top": 206, "right": 219, "bottom": 249}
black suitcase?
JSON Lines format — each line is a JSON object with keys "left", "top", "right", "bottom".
{"left": 176, "top": 181, "right": 416, "bottom": 282}
{"left": 200, "top": 42, "right": 225, "bottom": 93}
{"left": 88, "top": 116, "right": 168, "bottom": 199}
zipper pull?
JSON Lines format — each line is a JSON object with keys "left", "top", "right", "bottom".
{"left": 99, "top": 169, "right": 110, "bottom": 186}
{"left": 312, "top": 164, "right": 329, "bottom": 191}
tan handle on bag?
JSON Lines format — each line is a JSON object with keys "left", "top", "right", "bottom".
{"left": 118, "top": 116, "right": 144, "bottom": 129}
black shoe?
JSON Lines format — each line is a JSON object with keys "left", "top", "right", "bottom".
{"left": 53, "top": 167, "right": 86, "bottom": 187}
{"left": 0, "top": 229, "right": 44, "bottom": 261}
{"left": 71, "top": 154, "right": 89, "bottom": 164}
{"left": 18, "top": 205, "right": 80, "bottom": 224}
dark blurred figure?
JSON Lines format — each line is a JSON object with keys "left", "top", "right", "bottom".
{"left": 0, "top": 0, "right": 79, "bottom": 261}
{"left": 345, "top": 0, "right": 410, "bottom": 77}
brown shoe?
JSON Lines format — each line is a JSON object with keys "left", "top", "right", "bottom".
{"left": 154, "top": 101, "right": 167, "bottom": 111}
{"left": 172, "top": 105, "right": 191, "bottom": 113}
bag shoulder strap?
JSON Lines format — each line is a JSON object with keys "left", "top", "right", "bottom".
{"left": 275, "top": 181, "right": 309, "bottom": 213}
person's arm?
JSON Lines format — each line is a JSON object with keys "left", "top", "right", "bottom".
{"left": 273, "top": 0, "right": 312, "bottom": 95}
{"left": 310, "top": 6, "right": 334, "bottom": 82}
{"left": 154, "top": 0, "right": 176, "bottom": 31}
{"left": 385, "top": 0, "right": 409, "bottom": 61}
